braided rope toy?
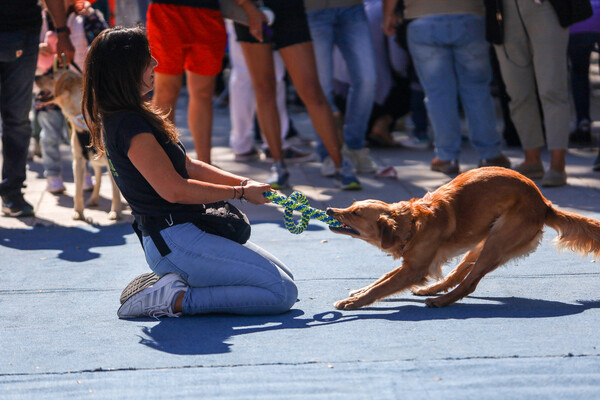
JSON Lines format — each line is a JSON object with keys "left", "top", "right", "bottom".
{"left": 263, "top": 191, "right": 343, "bottom": 234}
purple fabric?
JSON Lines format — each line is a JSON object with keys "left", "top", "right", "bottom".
{"left": 570, "top": 0, "right": 600, "bottom": 33}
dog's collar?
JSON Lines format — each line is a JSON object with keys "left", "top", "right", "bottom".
{"left": 399, "top": 217, "right": 415, "bottom": 251}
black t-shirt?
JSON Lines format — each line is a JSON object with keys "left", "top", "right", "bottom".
{"left": 0, "top": 0, "right": 42, "bottom": 33}
{"left": 103, "top": 111, "right": 203, "bottom": 217}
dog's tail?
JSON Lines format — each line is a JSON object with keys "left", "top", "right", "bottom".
{"left": 545, "top": 206, "right": 600, "bottom": 258}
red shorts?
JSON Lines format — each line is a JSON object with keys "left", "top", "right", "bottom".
{"left": 146, "top": 4, "right": 226, "bottom": 76}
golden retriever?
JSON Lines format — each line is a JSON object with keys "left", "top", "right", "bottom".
{"left": 36, "top": 69, "right": 122, "bottom": 220}
{"left": 326, "top": 167, "right": 600, "bottom": 310}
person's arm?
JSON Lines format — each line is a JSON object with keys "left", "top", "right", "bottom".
{"left": 235, "top": 0, "right": 267, "bottom": 42}
{"left": 128, "top": 133, "right": 271, "bottom": 205}
{"left": 44, "top": 0, "right": 75, "bottom": 63}
{"left": 382, "top": 0, "right": 400, "bottom": 36}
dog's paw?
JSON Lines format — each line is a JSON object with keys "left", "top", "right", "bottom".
{"left": 412, "top": 287, "right": 434, "bottom": 296}
{"left": 72, "top": 210, "right": 84, "bottom": 220}
{"left": 348, "top": 288, "right": 364, "bottom": 297}
{"left": 425, "top": 297, "right": 444, "bottom": 308}
{"left": 334, "top": 297, "right": 363, "bottom": 310}
{"left": 107, "top": 211, "right": 121, "bottom": 221}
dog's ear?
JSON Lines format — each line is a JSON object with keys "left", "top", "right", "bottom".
{"left": 377, "top": 215, "right": 398, "bottom": 249}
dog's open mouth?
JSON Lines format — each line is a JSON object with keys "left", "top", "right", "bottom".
{"left": 329, "top": 224, "right": 360, "bottom": 236}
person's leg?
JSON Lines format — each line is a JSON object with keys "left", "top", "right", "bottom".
{"left": 525, "top": 0, "right": 570, "bottom": 173}
{"left": 144, "top": 223, "right": 297, "bottom": 315}
{"left": 452, "top": 14, "right": 503, "bottom": 161}
{"left": 306, "top": 8, "right": 336, "bottom": 161}
{"left": 152, "top": 72, "right": 183, "bottom": 125}
{"left": 493, "top": 0, "right": 544, "bottom": 170}
{"left": 567, "top": 32, "right": 593, "bottom": 144}
{"left": 240, "top": 42, "right": 283, "bottom": 162}
{"left": 227, "top": 21, "right": 258, "bottom": 156}
{"left": 186, "top": 71, "right": 216, "bottom": 163}
{"left": 335, "top": 5, "right": 377, "bottom": 152}
{"left": 279, "top": 41, "right": 343, "bottom": 167}
{"left": 0, "top": 30, "right": 39, "bottom": 197}
{"left": 38, "top": 108, "right": 66, "bottom": 180}
{"left": 407, "top": 16, "right": 462, "bottom": 162}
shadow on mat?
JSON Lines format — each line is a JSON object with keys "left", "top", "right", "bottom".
{"left": 136, "top": 297, "right": 600, "bottom": 355}
{"left": 313, "top": 296, "right": 600, "bottom": 323}
{"left": 0, "top": 222, "right": 131, "bottom": 261}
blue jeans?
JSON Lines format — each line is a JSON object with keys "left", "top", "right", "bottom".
{"left": 407, "top": 14, "right": 502, "bottom": 161}
{"left": 307, "top": 5, "right": 376, "bottom": 158}
{"left": 0, "top": 30, "right": 39, "bottom": 195}
{"left": 37, "top": 108, "right": 68, "bottom": 177}
{"left": 143, "top": 223, "right": 298, "bottom": 315}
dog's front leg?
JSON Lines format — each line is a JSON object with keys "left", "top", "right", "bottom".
{"left": 107, "top": 172, "right": 122, "bottom": 220}
{"left": 72, "top": 155, "right": 86, "bottom": 220}
{"left": 334, "top": 262, "right": 429, "bottom": 310}
{"left": 349, "top": 269, "right": 398, "bottom": 297}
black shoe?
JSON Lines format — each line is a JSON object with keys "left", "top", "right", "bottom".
{"left": 569, "top": 120, "right": 592, "bottom": 147}
{"left": 2, "top": 192, "right": 34, "bottom": 217}
{"left": 593, "top": 152, "right": 600, "bottom": 172}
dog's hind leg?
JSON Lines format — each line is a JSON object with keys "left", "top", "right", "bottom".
{"left": 412, "top": 241, "right": 484, "bottom": 296}
{"left": 425, "top": 222, "right": 542, "bottom": 308}
{"left": 72, "top": 155, "right": 86, "bottom": 220}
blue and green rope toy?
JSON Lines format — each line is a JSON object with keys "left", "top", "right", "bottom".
{"left": 263, "top": 191, "right": 343, "bottom": 234}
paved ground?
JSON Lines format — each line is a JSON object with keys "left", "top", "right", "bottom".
{"left": 1, "top": 89, "right": 600, "bottom": 399}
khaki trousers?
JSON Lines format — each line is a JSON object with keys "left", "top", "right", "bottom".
{"left": 494, "top": 0, "right": 570, "bottom": 150}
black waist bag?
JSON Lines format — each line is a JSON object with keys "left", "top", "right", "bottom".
{"left": 133, "top": 201, "right": 251, "bottom": 257}
{"left": 193, "top": 201, "right": 251, "bottom": 245}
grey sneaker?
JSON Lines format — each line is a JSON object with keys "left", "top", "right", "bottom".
{"left": 335, "top": 158, "right": 362, "bottom": 190}
{"left": 117, "top": 273, "right": 188, "bottom": 319}
{"left": 541, "top": 169, "right": 567, "bottom": 187}
{"left": 267, "top": 160, "right": 290, "bottom": 189}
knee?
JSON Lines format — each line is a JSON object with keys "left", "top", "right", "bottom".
{"left": 273, "top": 279, "right": 298, "bottom": 314}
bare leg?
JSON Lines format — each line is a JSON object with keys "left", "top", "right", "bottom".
{"left": 186, "top": 72, "right": 216, "bottom": 163}
{"left": 152, "top": 72, "right": 183, "bottom": 123}
{"left": 240, "top": 43, "right": 283, "bottom": 162}
{"left": 279, "top": 42, "right": 343, "bottom": 167}
{"left": 550, "top": 148, "right": 566, "bottom": 172}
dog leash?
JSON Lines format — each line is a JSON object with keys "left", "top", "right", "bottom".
{"left": 263, "top": 191, "right": 343, "bottom": 234}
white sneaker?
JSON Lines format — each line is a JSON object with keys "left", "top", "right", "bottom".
{"left": 83, "top": 172, "right": 94, "bottom": 192}
{"left": 117, "top": 273, "right": 188, "bottom": 319}
{"left": 320, "top": 155, "right": 336, "bottom": 177}
{"left": 343, "top": 147, "right": 377, "bottom": 174}
{"left": 46, "top": 176, "right": 66, "bottom": 194}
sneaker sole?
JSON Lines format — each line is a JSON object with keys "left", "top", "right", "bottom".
{"left": 341, "top": 182, "right": 362, "bottom": 191}
{"left": 119, "top": 272, "right": 159, "bottom": 305}
{"left": 2, "top": 207, "right": 34, "bottom": 218}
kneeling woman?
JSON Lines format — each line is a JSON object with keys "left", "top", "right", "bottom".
{"left": 82, "top": 27, "right": 297, "bottom": 319}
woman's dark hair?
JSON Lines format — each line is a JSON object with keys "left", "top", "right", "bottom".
{"left": 82, "top": 26, "right": 178, "bottom": 156}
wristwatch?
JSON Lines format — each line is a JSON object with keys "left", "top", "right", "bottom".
{"left": 55, "top": 26, "right": 71, "bottom": 34}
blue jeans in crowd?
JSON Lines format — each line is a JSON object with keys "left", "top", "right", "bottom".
{"left": 37, "top": 108, "right": 68, "bottom": 178}
{"left": 143, "top": 223, "right": 298, "bottom": 315}
{"left": 0, "top": 30, "right": 40, "bottom": 195}
{"left": 307, "top": 5, "right": 376, "bottom": 159}
{"left": 407, "top": 14, "right": 502, "bottom": 161}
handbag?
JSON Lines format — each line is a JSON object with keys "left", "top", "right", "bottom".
{"left": 192, "top": 201, "right": 252, "bottom": 245}
{"left": 547, "top": 0, "right": 593, "bottom": 27}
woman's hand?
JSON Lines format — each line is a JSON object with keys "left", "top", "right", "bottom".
{"left": 240, "top": 181, "right": 272, "bottom": 205}
{"left": 240, "top": 2, "right": 268, "bottom": 42}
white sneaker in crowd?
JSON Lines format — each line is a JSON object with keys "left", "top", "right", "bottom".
{"left": 320, "top": 155, "right": 336, "bottom": 177}
{"left": 343, "top": 146, "right": 378, "bottom": 174}
{"left": 397, "top": 132, "right": 432, "bottom": 150}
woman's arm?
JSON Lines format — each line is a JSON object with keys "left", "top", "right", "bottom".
{"left": 128, "top": 133, "right": 271, "bottom": 205}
